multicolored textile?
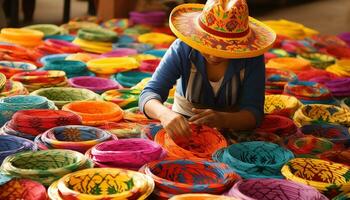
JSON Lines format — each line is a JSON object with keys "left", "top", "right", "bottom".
{"left": 62, "top": 101, "right": 123, "bottom": 126}
{"left": 170, "top": 194, "right": 238, "bottom": 200}
{"left": 226, "top": 179, "right": 328, "bottom": 200}
{"left": 281, "top": 158, "right": 350, "bottom": 198}
{"left": 155, "top": 124, "right": 227, "bottom": 160}
{"left": 1, "top": 149, "right": 93, "bottom": 186}
{"left": 123, "top": 107, "right": 159, "bottom": 125}
{"left": 49, "top": 168, "right": 154, "bottom": 200}
{"left": 77, "top": 27, "right": 118, "bottom": 43}
{"left": 88, "top": 138, "right": 166, "bottom": 170}
{"left": 141, "top": 160, "right": 240, "bottom": 198}
{"left": 0, "top": 179, "right": 48, "bottom": 200}
{"left": 30, "top": 87, "right": 100, "bottom": 108}
{"left": 293, "top": 104, "right": 350, "bottom": 127}
{"left": 35, "top": 125, "right": 116, "bottom": 153}
{"left": 213, "top": 141, "right": 294, "bottom": 179}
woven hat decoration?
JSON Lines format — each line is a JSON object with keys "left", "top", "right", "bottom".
{"left": 169, "top": 0, "right": 276, "bottom": 58}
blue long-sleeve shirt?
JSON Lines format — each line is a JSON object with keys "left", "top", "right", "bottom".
{"left": 139, "top": 39, "right": 265, "bottom": 126}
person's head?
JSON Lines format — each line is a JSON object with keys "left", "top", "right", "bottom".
{"left": 202, "top": 53, "right": 229, "bottom": 65}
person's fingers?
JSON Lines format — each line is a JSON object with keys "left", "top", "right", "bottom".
{"left": 192, "top": 108, "right": 207, "bottom": 114}
{"left": 178, "top": 119, "right": 191, "bottom": 137}
{"left": 191, "top": 114, "right": 215, "bottom": 126}
{"left": 189, "top": 109, "right": 212, "bottom": 122}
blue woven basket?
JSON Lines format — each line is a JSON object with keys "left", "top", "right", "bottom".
{"left": 213, "top": 141, "right": 294, "bottom": 179}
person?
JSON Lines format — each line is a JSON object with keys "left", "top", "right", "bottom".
{"left": 139, "top": 0, "right": 276, "bottom": 141}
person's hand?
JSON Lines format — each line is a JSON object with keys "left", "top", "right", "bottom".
{"left": 159, "top": 110, "right": 191, "bottom": 142}
{"left": 189, "top": 108, "right": 226, "bottom": 128}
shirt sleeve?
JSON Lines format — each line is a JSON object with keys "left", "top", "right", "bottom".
{"left": 139, "top": 39, "right": 186, "bottom": 115}
{"left": 238, "top": 55, "right": 266, "bottom": 127}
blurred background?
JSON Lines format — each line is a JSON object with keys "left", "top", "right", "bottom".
{"left": 1, "top": 0, "right": 349, "bottom": 34}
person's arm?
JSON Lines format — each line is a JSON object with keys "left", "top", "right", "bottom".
{"left": 189, "top": 55, "right": 265, "bottom": 130}
{"left": 139, "top": 39, "right": 191, "bottom": 139}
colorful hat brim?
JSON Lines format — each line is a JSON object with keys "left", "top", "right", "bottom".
{"left": 169, "top": 4, "right": 276, "bottom": 59}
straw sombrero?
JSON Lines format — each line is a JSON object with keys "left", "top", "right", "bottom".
{"left": 169, "top": 0, "right": 276, "bottom": 58}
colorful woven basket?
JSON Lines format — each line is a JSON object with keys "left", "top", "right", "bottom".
{"left": 0, "top": 80, "right": 29, "bottom": 97}
{"left": 138, "top": 32, "right": 176, "bottom": 46}
{"left": 286, "top": 135, "right": 338, "bottom": 158}
{"left": 265, "top": 68, "right": 297, "bottom": 94}
{"left": 293, "top": 104, "right": 350, "bottom": 127}
{"left": 124, "top": 107, "right": 159, "bottom": 125}
{"left": 31, "top": 87, "right": 100, "bottom": 108}
{"left": 283, "top": 81, "right": 335, "bottom": 105}
{"left": 0, "top": 149, "right": 93, "bottom": 186}
{"left": 101, "top": 89, "right": 140, "bottom": 109}
{"left": 88, "top": 138, "right": 166, "bottom": 170}
{"left": 300, "top": 123, "right": 350, "bottom": 147}
{"left": 0, "top": 178, "right": 49, "bottom": 200}
{"left": 87, "top": 57, "right": 139, "bottom": 76}
{"left": 213, "top": 141, "right": 294, "bottom": 179}
{"left": 170, "top": 194, "right": 238, "bottom": 200}
{"left": 0, "top": 61, "right": 37, "bottom": 79}
{"left": 6, "top": 109, "right": 82, "bottom": 138}
{"left": 318, "top": 150, "right": 350, "bottom": 167}
{"left": 326, "top": 60, "right": 350, "bottom": 77}
{"left": 10, "top": 70, "right": 69, "bottom": 92}
{"left": 325, "top": 78, "right": 350, "bottom": 97}
{"left": 100, "top": 48, "right": 138, "bottom": 57}
{"left": 267, "top": 57, "right": 311, "bottom": 73}
{"left": 264, "top": 94, "right": 301, "bottom": 117}
{"left": 281, "top": 158, "right": 350, "bottom": 198}
{"left": 62, "top": 101, "right": 123, "bottom": 126}
{"left": 35, "top": 125, "right": 116, "bottom": 153}
{"left": 41, "top": 60, "right": 92, "bottom": 78}
{"left": 255, "top": 115, "right": 298, "bottom": 138}
{"left": 0, "top": 135, "right": 37, "bottom": 164}
{"left": 155, "top": 124, "right": 227, "bottom": 160}
{"left": 0, "top": 95, "right": 56, "bottom": 126}
{"left": 49, "top": 168, "right": 154, "bottom": 200}
{"left": 226, "top": 179, "right": 328, "bottom": 200}
{"left": 98, "top": 122, "right": 142, "bottom": 139}
{"left": 297, "top": 52, "right": 336, "bottom": 69}
{"left": 141, "top": 159, "right": 240, "bottom": 198}
{"left": 114, "top": 71, "right": 152, "bottom": 88}
{"left": 68, "top": 76, "right": 122, "bottom": 94}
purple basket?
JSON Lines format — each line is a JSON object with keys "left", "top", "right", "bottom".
{"left": 68, "top": 76, "right": 122, "bottom": 94}
{"left": 226, "top": 179, "right": 328, "bottom": 200}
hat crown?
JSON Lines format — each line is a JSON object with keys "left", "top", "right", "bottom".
{"left": 199, "top": 0, "right": 249, "bottom": 36}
